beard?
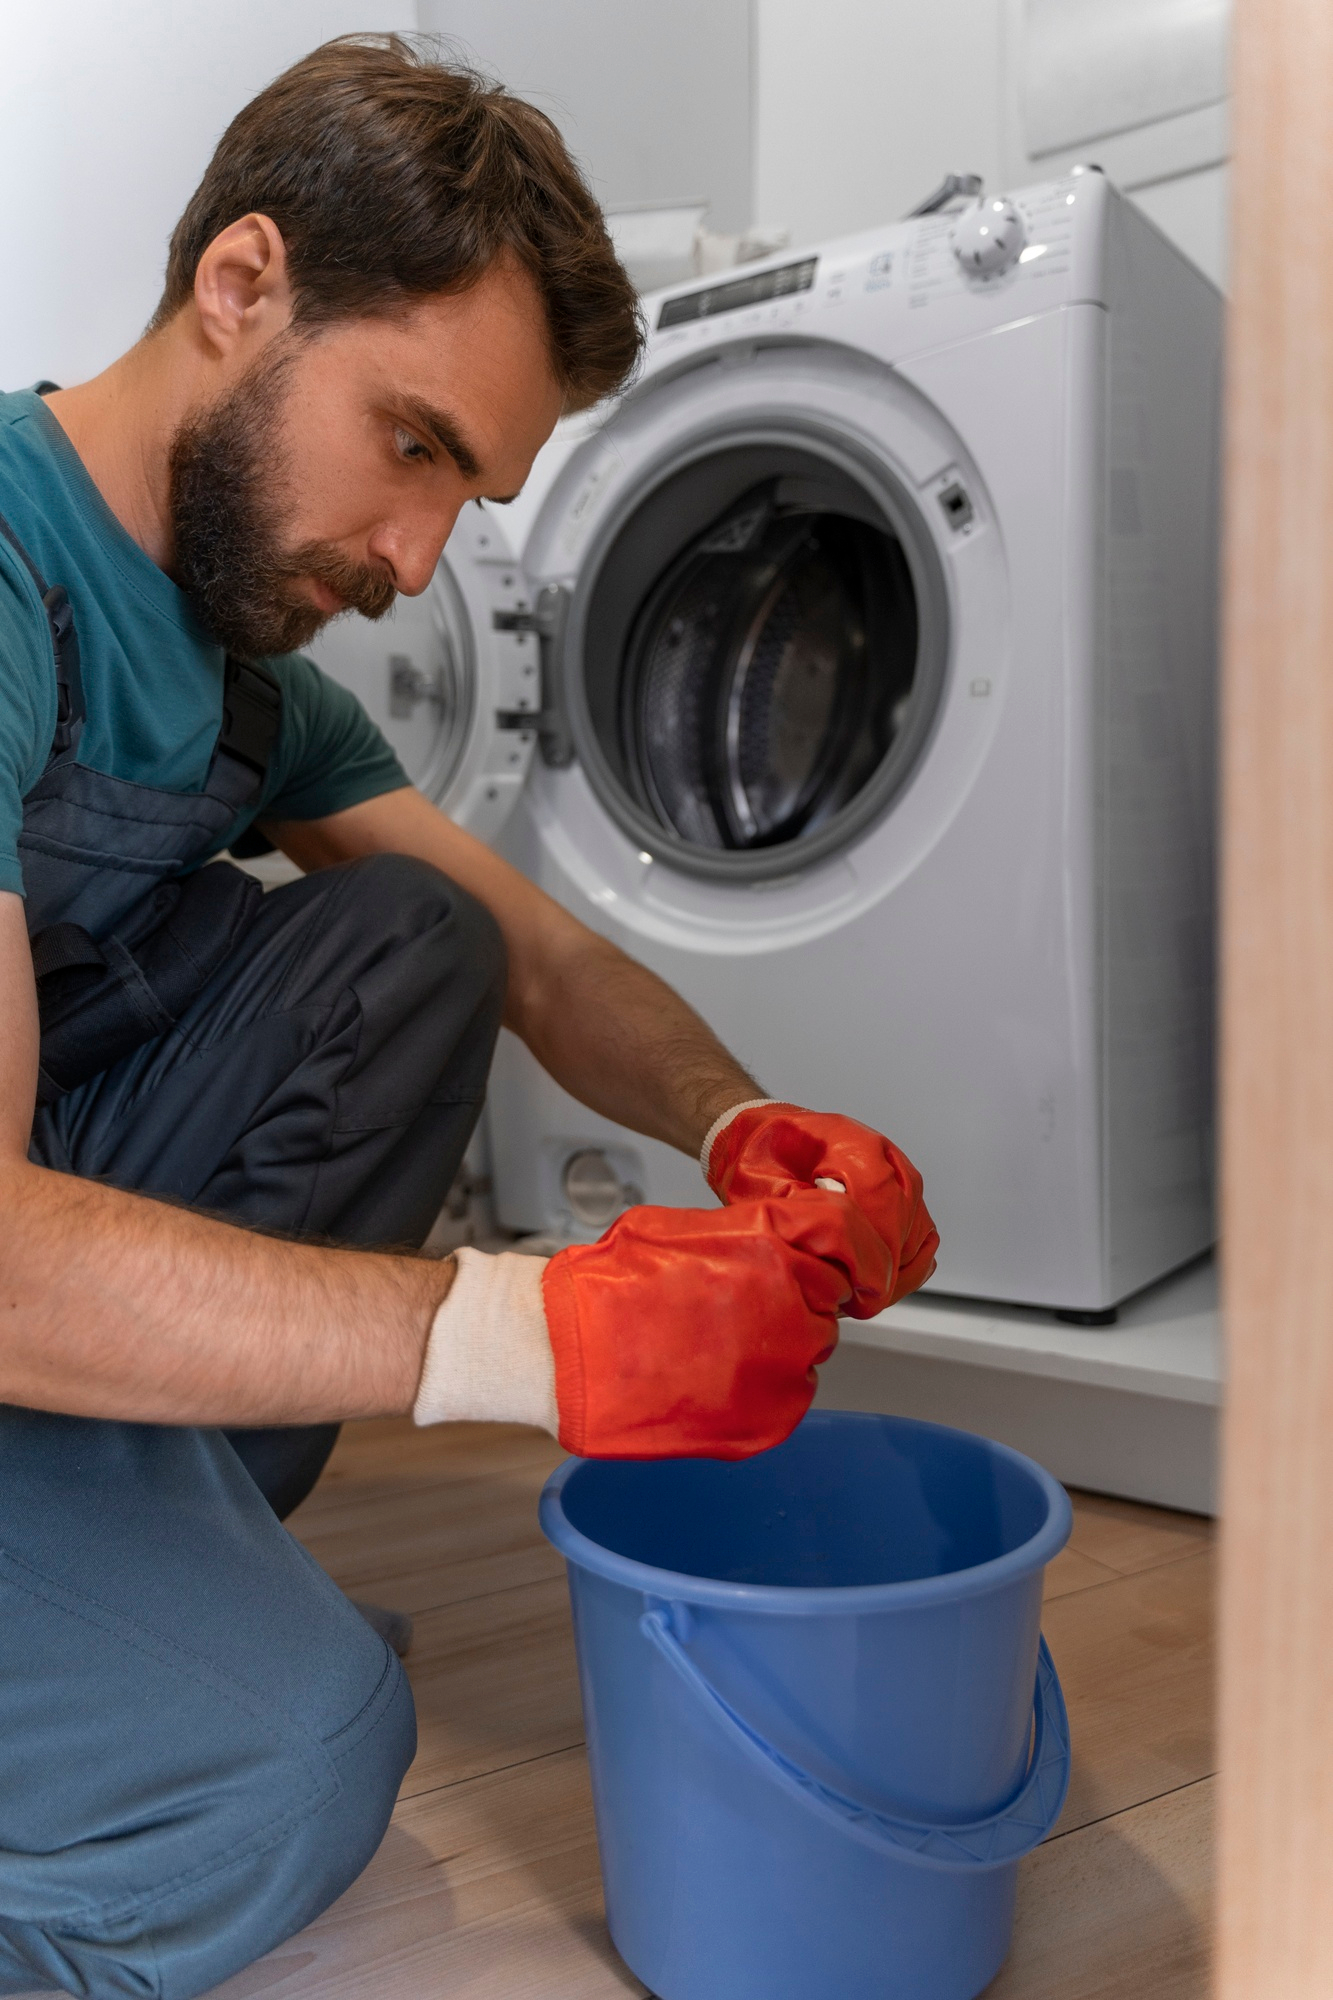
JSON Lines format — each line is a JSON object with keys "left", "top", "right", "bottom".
{"left": 167, "top": 342, "right": 398, "bottom": 660}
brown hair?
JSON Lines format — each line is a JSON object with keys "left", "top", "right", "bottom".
{"left": 155, "top": 34, "right": 642, "bottom": 411}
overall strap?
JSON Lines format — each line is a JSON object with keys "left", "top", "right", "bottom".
{"left": 205, "top": 656, "right": 282, "bottom": 824}
{"left": 218, "top": 657, "right": 282, "bottom": 778}
{"left": 0, "top": 502, "right": 281, "bottom": 801}
{"left": 0, "top": 509, "right": 85, "bottom": 761}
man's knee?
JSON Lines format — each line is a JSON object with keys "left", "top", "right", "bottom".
{"left": 166, "top": 1650, "right": 418, "bottom": 1999}
{"left": 340, "top": 850, "right": 507, "bottom": 1004}
{"left": 333, "top": 854, "right": 508, "bottom": 1113}
{"left": 1, "top": 1649, "right": 415, "bottom": 2000}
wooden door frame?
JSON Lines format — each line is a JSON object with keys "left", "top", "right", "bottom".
{"left": 1218, "top": 2, "right": 1333, "bottom": 1989}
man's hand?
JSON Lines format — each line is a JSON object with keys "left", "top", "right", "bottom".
{"left": 704, "top": 1102, "right": 940, "bottom": 1315}
{"left": 416, "top": 1193, "right": 874, "bottom": 1459}
{"left": 543, "top": 1193, "right": 882, "bottom": 1457}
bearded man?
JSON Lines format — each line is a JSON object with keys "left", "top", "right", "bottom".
{"left": 0, "top": 35, "right": 937, "bottom": 1999}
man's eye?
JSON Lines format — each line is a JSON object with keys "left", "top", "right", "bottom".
{"left": 394, "top": 427, "right": 431, "bottom": 462}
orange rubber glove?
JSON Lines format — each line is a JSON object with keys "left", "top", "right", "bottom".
{"left": 703, "top": 1101, "right": 940, "bottom": 1317}
{"left": 542, "top": 1191, "right": 888, "bottom": 1459}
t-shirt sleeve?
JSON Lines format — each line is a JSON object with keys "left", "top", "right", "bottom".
{"left": 0, "top": 544, "right": 58, "bottom": 898}
{"left": 259, "top": 651, "right": 410, "bottom": 823}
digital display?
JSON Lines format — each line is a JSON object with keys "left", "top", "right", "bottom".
{"left": 657, "top": 257, "right": 818, "bottom": 329}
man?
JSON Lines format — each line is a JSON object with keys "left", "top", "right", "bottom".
{"left": 0, "top": 35, "right": 938, "bottom": 1999}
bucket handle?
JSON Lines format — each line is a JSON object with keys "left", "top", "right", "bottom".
{"left": 639, "top": 1607, "right": 1070, "bottom": 1873}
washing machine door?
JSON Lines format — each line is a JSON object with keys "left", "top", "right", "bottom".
{"left": 526, "top": 350, "right": 956, "bottom": 883}
{"left": 304, "top": 502, "right": 540, "bottom": 842}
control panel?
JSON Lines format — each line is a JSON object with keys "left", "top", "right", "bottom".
{"left": 645, "top": 171, "right": 1103, "bottom": 362}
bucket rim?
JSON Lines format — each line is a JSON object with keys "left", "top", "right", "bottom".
{"left": 539, "top": 1409, "right": 1074, "bottom": 1615}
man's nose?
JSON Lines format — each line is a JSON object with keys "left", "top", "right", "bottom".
{"left": 369, "top": 508, "right": 461, "bottom": 598}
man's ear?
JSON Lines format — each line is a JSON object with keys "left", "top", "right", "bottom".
{"left": 192, "top": 213, "right": 292, "bottom": 360}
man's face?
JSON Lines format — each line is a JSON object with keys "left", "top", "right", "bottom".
{"left": 169, "top": 253, "right": 565, "bottom": 659}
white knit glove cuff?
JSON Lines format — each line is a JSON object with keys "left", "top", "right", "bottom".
{"left": 413, "top": 1247, "right": 559, "bottom": 1435}
{"left": 698, "top": 1097, "right": 780, "bottom": 1179}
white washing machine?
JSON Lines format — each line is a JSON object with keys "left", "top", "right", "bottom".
{"left": 316, "top": 169, "right": 1222, "bottom": 1316}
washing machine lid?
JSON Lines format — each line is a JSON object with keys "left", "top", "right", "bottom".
{"left": 304, "top": 502, "right": 541, "bottom": 843}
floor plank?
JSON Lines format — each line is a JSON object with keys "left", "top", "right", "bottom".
{"left": 1064, "top": 1490, "right": 1214, "bottom": 1577}
{"left": 1045, "top": 1550, "right": 1216, "bottom": 1834}
{"left": 987, "top": 1780, "right": 1214, "bottom": 1999}
{"left": 403, "top": 1578, "right": 584, "bottom": 1799}
{"left": 291, "top": 1422, "right": 566, "bottom": 1616}
{"left": 1043, "top": 1543, "right": 1121, "bottom": 1601}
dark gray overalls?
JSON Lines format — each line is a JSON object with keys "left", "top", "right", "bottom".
{"left": 0, "top": 517, "right": 506, "bottom": 1999}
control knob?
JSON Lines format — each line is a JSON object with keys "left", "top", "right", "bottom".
{"left": 951, "top": 198, "right": 1026, "bottom": 278}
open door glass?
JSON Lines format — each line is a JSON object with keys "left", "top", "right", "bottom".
{"left": 570, "top": 443, "right": 946, "bottom": 880}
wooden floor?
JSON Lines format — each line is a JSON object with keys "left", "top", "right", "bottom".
{"left": 209, "top": 1418, "right": 1216, "bottom": 2000}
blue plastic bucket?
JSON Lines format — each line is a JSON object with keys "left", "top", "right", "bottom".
{"left": 540, "top": 1409, "right": 1072, "bottom": 2000}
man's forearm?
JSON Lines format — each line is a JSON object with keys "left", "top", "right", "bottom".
{"left": 513, "top": 931, "right": 759, "bottom": 1157}
{"left": 0, "top": 1161, "right": 451, "bottom": 1425}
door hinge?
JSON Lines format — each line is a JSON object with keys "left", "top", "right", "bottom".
{"left": 492, "top": 584, "right": 574, "bottom": 767}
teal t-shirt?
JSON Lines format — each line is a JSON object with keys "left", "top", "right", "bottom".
{"left": 0, "top": 387, "right": 409, "bottom": 899}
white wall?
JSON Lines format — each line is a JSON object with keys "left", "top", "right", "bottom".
{"left": 418, "top": 0, "right": 754, "bottom": 233}
{"left": 755, "top": 0, "right": 1006, "bottom": 250}
{"left": 1, "top": 0, "right": 1229, "bottom": 401}
{"left": 1002, "top": 0, "right": 1230, "bottom": 286}
{"left": 0, "top": 1, "right": 411, "bottom": 394}
{"left": 754, "top": 0, "right": 1230, "bottom": 286}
